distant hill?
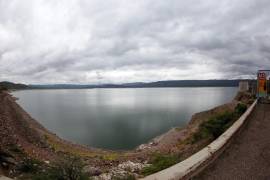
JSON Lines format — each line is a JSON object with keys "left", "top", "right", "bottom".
{"left": 133, "top": 80, "right": 245, "bottom": 87}
{"left": 29, "top": 79, "right": 251, "bottom": 89}
{"left": 0, "top": 81, "right": 29, "bottom": 90}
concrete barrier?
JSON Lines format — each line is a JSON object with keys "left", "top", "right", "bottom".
{"left": 142, "top": 100, "right": 257, "bottom": 180}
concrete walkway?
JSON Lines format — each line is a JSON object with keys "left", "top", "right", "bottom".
{"left": 196, "top": 103, "right": 270, "bottom": 179}
{"left": 0, "top": 176, "right": 12, "bottom": 180}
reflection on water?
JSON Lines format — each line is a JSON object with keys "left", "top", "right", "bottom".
{"left": 12, "top": 87, "right": 237, "bottom": 150}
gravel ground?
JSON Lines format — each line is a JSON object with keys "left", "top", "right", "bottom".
{"left": 196, "top": 103, "right": 270, "bottom": 180}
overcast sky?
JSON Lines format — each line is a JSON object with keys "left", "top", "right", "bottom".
{"left": 0, "top": 0, "right": 270, "bottom": 84}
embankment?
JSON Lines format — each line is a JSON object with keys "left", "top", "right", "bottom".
{"left": 0, "top": 90, "right": 254, "bottom": 179}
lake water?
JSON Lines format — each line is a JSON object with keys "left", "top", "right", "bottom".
{"left": 12, "top": 87, "right": 238, "bottom": 150}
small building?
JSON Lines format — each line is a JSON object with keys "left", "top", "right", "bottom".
{"left": 239, "top": 81, "right": 249, "bottom": 92}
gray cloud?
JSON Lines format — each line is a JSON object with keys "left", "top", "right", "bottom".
{"left": 0, "top": 0, "right": 270, "bottom": 84}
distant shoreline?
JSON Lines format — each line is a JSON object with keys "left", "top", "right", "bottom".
{"left": 15, "top": 86, "right": 239, "bottom": 91}
{"left": 1, "top": 79, "right": 254, "bottom": 90}
{"left": 28, "top": 79, "right": 253, "bottom": 89}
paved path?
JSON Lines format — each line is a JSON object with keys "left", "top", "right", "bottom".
{"left": 196, "top": 103, "right": 270, "bottom": 180}
{"left": 0, "top": 176, "right": 12, "bottom": 180}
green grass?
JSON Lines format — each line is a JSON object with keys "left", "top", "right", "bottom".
{"left": 191, "top": 103, "right": 247, "bottom": 143}
{"left": 141, "top": 153, "right": 180, "bottom": 176}
{"left": 234, "top": 103, "right": 247, "bottom": 115}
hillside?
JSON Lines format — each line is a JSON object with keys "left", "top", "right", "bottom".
{"left": 0, "top": 82, "right": 28, "bottom": 90}
{"left": 29, "top": 79, "right": 252, "bottom": 89}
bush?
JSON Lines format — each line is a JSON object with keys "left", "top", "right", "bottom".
{"left": 235, "top": 103, "right": 247, "bottom": 116}
{"left": 142, "top": 154, "right": 179, "bottom": 176}
{"left": 8, "top": 144, "right": 24, "bottom": 155}
{"left": 0, "top": 85, "right": 8, "bottom": 92}
{"left": 200, "top": 111, "right": 234, "bottom": 139}
{"left": 17, "top": 158, "right": 41, "bottom": 173}
{"left": 32, "top": 173, "right": 55, "bottom": 180}
{"left": 191, "top": 111, "right": 235, "bottom": 143}
{"left": 32, "top": 156, "right": 89, "bottom": 180}
{"left": 192, "top": 103, "right": 248, "bottom": 143}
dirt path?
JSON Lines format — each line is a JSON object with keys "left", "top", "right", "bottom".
{"left": 196, "top": 103, "right": 270, "bottom": 180}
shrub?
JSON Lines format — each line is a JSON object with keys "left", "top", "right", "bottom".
{"left": 17, "top": 158, "right": 42, "bottom": 173}
{"left": 32, "top": 156, "right": 89, "bottom": 180}
{"left": 200, "top": 111, "right": 234, "bottom": 139}
{"left": 8, "top": 144, "right": 24, "bottom": 155}
{"left": 142, "top": 154, "right": 179, "bottom": 176}
{"left": 0, "top": 85, "right": 8, "bottom": 92}
{"left": 191, "top": 111, "right": 235, "bottom": 143}
{"left": 191, "top": 129, "right": 209, "bottom": 143}
{"left": 235, "top": 103, "right": 247, "bottom": 116}
{"left": 192, "top": 103, "right": 248, "bottom": 143}
{"left": 31, "top": 173, "right": 55, "bottom": 180}
{"left": 52, "top": 156, "right": 88, "bottom": 180}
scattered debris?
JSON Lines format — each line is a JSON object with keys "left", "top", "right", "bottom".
{"left": 82, "top": 165, "right": 102, "bottom": 176}
{"left": 44, "top": 160, "right": 50, "bottom": 164}
{"left": 118, "top": 161, "right": 149, "bottom": 173}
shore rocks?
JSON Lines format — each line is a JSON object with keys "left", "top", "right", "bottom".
{"left": 0, "top": 151, "right": 17, "bottom": 168}
{"left": 83, "top": 165, "right": 102, "bottom": 176}
{"left": 92, "top": 161, "right": 149, "bottom": 180}
{"left": 118, "top": 160, "right": 148, "bottom": 173}
{"left": 137, "top": 141, "right": 158, "bottom": 151}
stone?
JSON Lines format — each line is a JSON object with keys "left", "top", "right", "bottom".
{"left": 97, "top": 173, "right": 112, "bottom": 180}
{"left": 0, "top": 156, "right": 16, "bottom": 165}
{"left": 118, "top": 161, "right": 148, "bottom": 173}
{"left": 1, "top": 162, "right": 8, "bottom": 168}
{"left": 44, "top": 161, "right": 50, "bottom": 164}
{"left": 6, "top": 157, "right": 16, "bottom": 165}
{"left": 82, "top": 165, "right": 102, "bottom": 176}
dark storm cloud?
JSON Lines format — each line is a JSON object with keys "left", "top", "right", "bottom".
{"left": 0, "top": 0, "right": 270, "bottom": 84}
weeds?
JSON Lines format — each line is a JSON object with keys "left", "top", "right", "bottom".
{"left": 8, "top": 144, "right": 24, "bottom": 154}
{"left": 235, "top": 103, "right": 247, "bottom": 116}
{"left": 191, "top": 103, "right": 247, "bottom": 143}
{"left": 29, "top": 156, "right": 89, "bottom": 180}
{"left": 17, "top": 158, "right": 42, "bottom": 173}
{"left": 141, "top": 153, "right": 180, "bottom": 176}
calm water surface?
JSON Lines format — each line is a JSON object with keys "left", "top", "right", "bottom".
{"left": 12, "top": 87, "right": 237, "bottom": 150}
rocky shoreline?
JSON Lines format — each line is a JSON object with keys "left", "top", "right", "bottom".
{"left": 0, "top": 90, "right": 254, "bottom": 179}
